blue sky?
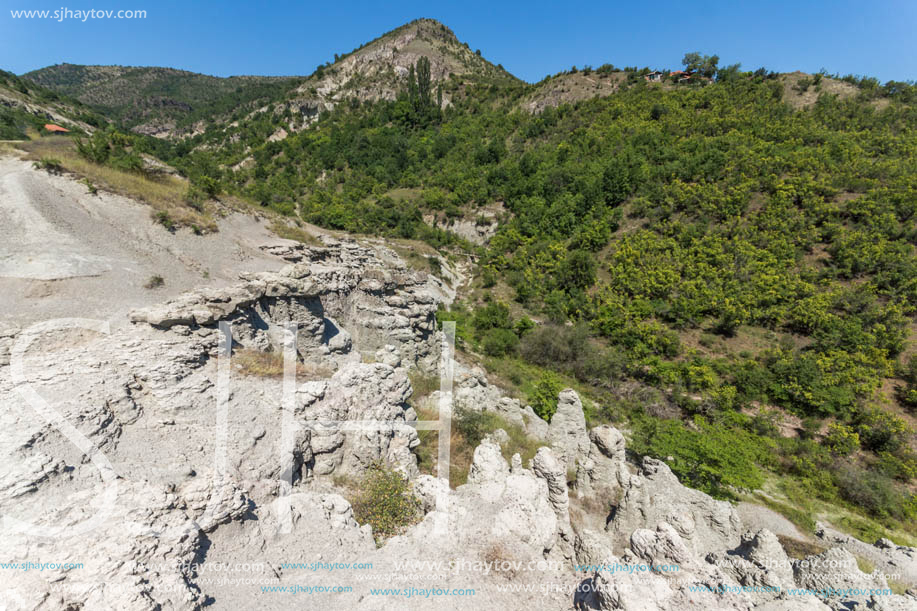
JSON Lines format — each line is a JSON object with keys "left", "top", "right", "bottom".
{"left": 2, "top": 0, "right": 915, "bottom": 83}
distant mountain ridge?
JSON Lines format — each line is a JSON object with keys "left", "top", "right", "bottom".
{"left": 0, "top": 69, "right": 103, "bottom": 138}
{"left": 24, "top": 63, "right": 304, "bottom": 136}
{"left": 18, "top": 18, "right": 888, "bottom": 143}
{"left": 23, "top": 19, "right": 521, "bottom": 138}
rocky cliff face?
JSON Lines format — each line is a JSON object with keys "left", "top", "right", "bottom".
{"left": 129, "top": 237, "right": 443, "bottom": 371}
{"left": 2, "top": 235, "right": 915, "bottom": 611}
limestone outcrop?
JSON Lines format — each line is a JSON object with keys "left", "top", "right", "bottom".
{"left": 130, "top": 237, "right": 442, "bottom": 371}
{"left": 3, "top": 235, "right": 916, "bottom": 611}
{"left": 547, "top": 388, "right": 591, "bottom": 470}
{"left": 605, "top": 456, "right": 744, "bottom": 557}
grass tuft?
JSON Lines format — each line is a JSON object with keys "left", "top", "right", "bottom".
{"left": 232, "top": 348, "right": 332, "bottom": 379}
{"left": 854, "top": 554, "right": 875, "bottom": 575}
{"left": 269, "top": 221, "right": 320, "bottom": 245}
{"left": 351, "top": 462, "right": 421, "bottom": 545}
{"left": 32, "top": 156, "right": 63, "bottom": 173}
{"left": 776, "top": 535, "right": 827, "bottom": 560}
{"left": 143, "top": 274, "right": 164, "bottom": 289}
{"left": 415, "top": 403, "right": 546, "bottom": 486}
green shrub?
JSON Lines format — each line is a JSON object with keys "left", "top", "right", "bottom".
{"left": 853, "top": 408, "right": 910, "bottom": 453}
{"left": 81, "top": 178, "right": 98, "bottom": 195}
{"left": 351, "top": 462, "right": 420, "bottom": 543}
{"left": 528, "top": 372, "right": 563, "bottom": 422}
{"left": 898, "top": 356, "right": 917, "bottom": 409}
{"left": 834, "top": 464, "right": 913, "bottom": 521}
{"left": 520, "top": 323, "right": 588, "bottom": 369}
{"left": 436, "top": 303, "right": 473, "bottom": 347}
{"left": 514, "top": 316, "right": 535, "bottom": 337}
{"left": 143, "top": 275, "right": 164, "bottom": 289}
{"left": 33, "top": 157, "right": 63, "bottom": 173}
{"left": 630, "top": 416, "right": 769, "bottom": 499}
{"left": 556, "top": 250, "right": 596, "bottom": 292}
{"left": 824, "top": 423, "right": 860, "bottom": 456}
{"left": 472, "top": 301, "right": 512, "bottom": 331}
{"left": 876, "top": 450, "right": 917, "bottom": 481}
{"left": 154, "top": 210, "right": 175, "bottom": 231}
{"left": 794, "top": 77, "right": 813, "bottom": 93}
{"left": 452, "top": 405, "right": 545, "bottom": 476}
{"left": 76, "top": 128, "right": 143, "bottom": 171}
{"left": 649, "top": 104, "right": 668, "bottom": 120}
{"left": 482, "top": 327, "right": 519, "bottom": 356}
{"left": 454, "top": 406, "right": 500, "bottom": 448}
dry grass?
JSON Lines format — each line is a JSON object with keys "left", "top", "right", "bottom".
{"left": 482, "top": 541, "right": 519, "bottom": 580}
{"left": 331, "top": 472, "right": 360, "bottom": 492}
{"left": 569, "top": 485, "right": 619, "bottom": 532}
{"left": 15, "top": 137, "right": 216, "bottom": 231}
{"left": 408, "top": 369, "right": 440, "bottom": 403}
{"left": 269, "top": 220, "right": 321, "bottom": 245}
{"left": 413, "top": 405, "right": 480, "bottom": 485}
{"left": 777, "top": 535, "right": 827, "bottom": 560}
{"left": 233, "top": 348, "right": 332, "bottom": 379}
{"left": 449, "top": 425, "right": 476, "bottom": 487}
{"left": 780, "top": 72, "right": 859, "bottom": 110}
{"left": 390, "top": 241, "right": 443, "bottom": 276}
{"left": 888, "top": 579, "right": 910, "bottom": 596}
{"left": 854, "top": 554, "right": 875, "bottom": 575}
{"left": 520, "top": 71, "right": 623, "bottom": 113}
{"left": 414, "top": 404, "right": 546, "bottom": 486}
{"left": 413, "top": 406, "right": 441, "bottom": 476}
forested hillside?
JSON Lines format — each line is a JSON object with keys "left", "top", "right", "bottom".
{"left": 22, "top": 20, "right": 517, "bottom": 138}
{"left": 0, "top": 69, "right": 108, "bottom": 139}
{"left": 157, "top": 59, "right": 917, "bottom": 541}
{"left": 15, "top": 22, "right": 917, "bottom": 543}
{"left": 24, "top": 63, "right": 304, "bottom": 135}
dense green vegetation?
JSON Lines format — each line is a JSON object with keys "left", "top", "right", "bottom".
{"left": 0, "top": 69, "right": 103, "bottom": 138}
{"left": 167, "top": 59, "right": 917, "bottom": 534}
{"left": 24, "top": 64, "right": 305, "bottom": 131}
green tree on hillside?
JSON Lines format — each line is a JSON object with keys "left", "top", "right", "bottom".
{"left": 682, "top": 51, "right": 720, "bottom": 78}
{"left": 403, "top": 56, "right": 440, "bottom": 126}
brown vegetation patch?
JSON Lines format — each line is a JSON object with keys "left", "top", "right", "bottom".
{"left": 777, "top": 534, "right": 827, "bottom": 559}
{"left": 233, "top": 348, "right": 332, "bottom": 379}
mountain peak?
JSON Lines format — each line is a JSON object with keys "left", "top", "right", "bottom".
{"left": 292, "top": 18, "right": 518, "bottom": 106}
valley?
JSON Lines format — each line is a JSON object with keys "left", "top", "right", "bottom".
{"left": 1, "top": 15, "right": 916, "bottom": 611}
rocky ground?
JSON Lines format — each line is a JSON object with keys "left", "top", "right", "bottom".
{"left": 1, "top": 158, "right": 916, "bottom": 610}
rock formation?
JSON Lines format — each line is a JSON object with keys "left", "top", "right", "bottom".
{"left": 2, "top": 236, "right": 916, "bottom": 610}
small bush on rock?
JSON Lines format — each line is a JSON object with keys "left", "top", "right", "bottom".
{"left": 352, "top": 462, "right": 421, "bottom": 544}
{"left": 529, "top": 372, "right": 563, "bottom": 422}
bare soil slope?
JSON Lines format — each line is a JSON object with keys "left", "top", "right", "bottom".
{"left": 0, "top": 155, "right": 288, "bottom": 329}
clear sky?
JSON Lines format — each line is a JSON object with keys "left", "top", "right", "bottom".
{"left": 2, "top": 0, "right": 915, "bottom": 83}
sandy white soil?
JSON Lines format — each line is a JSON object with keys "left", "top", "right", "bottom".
{"left": 0, "top": 156, "right": 287, "bottom": 330}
